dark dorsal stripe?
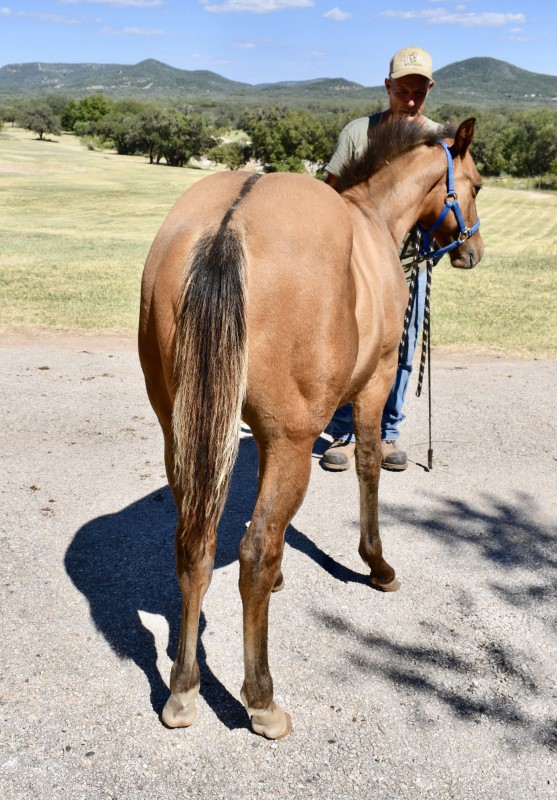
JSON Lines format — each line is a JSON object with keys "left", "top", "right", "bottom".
{"left": 219, "top": 172, "right": 262, "bottom": 233}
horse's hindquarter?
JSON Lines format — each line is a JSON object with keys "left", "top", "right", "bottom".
{"left": 139, "top": 172, "right": 255, "bottom": 421}
{"left": 139, "top": 170, "right": 360, "bottom": 437}
{"left": 240, "top": 173, "right": 358, "bottom": 435}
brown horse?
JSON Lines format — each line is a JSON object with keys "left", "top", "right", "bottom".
{"left": 138, "top": 117, "right": 484, "bottom": 739}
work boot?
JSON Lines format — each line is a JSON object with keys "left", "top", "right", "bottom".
{"left": 321, "top": 437, "right": 356, "bottom": 471}
{"left": 381, "top": 440, "right": 408, "bottom": 471}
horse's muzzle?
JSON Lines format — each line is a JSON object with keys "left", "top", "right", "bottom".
{"left": 450, "top": 240, "right": 484, "bottom": 270}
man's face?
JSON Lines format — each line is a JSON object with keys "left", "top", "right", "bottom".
{"left": 385, "top": 74, "right": 434, "bottom": 119}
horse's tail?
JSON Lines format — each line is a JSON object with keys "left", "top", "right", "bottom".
{"left": 172, "top": 225, "right": 248, "bottom": 549}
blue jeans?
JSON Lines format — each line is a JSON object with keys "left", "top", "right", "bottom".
{"left": 325, "top": 268, "right": 427, "bottom": 443}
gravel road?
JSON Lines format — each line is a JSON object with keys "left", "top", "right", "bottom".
{"left": 1, "top": 330, "right": 556, "bottom": 800}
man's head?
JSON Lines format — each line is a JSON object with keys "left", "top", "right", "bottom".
{"left": 385, "top": 46, "right": 435, "bottom": 120}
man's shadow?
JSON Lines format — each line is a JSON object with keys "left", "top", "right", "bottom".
{"left": 64, "top": 436, "right": 365, "bottom": 731}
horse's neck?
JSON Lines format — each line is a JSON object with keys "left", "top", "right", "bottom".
{"left": 346, "top": 146, "right": 443, "bottom": 247}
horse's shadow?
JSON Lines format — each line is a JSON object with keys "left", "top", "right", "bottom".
{"left": 64, "top": 436, "right": 364, "bottom": 731}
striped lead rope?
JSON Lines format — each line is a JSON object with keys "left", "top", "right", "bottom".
{"left": 415, "top": 257, "right": 433, "bottom": 399}
{"left": 398, "top": 259, "right": 420, "bottom": 364}
{"left": 398, "top": 256, "right": 434, "bottom": 470}
{"left": 417, "top": 258, "right": 434, "bottom": 469}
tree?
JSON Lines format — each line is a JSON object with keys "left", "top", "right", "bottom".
{"left": 504, "top": 110, "right": 557, "bottom": 177}
{"left": 247, "top": 108, "right": 331, "bottom": 173}
{"left": 0, "top": 104, "right": 19, "bottom": 126}
{"left": 43, "top": 94, "right": 72, "bottom": 117}
{"left": 61, "top": 94, "right": 113, "bottom": 132}
{"left": 156, "top": 112, "right": 215, "bottom": 167}
{"left": 135, "top": 109, "right": 215, "bottom": 166}
{"left": 18, "top": 103, "right": 61, "bottom": 140}
{"left": 470, "top": 111, "right": 509, "bottom": 176}
{"left": 93, "top": 112, "right": 142, "bottom": 155}
{"left": 91, "top": 107, "right": 216, "bottom": 165}
{"left": 134, "top": 109, "right": 178, "bottom": 164}
{"left": 205, "top": 141, "right": 251, "bottom": 170}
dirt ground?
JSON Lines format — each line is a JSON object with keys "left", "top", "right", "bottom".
{"left": 1, "top": 330, "right": 556, "bottom": 800}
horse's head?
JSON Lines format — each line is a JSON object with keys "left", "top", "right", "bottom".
{"left": 418, "top": 118, "right": 484, "bottom": 270}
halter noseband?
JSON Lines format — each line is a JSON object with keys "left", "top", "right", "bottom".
{"left": 417, "top": 140, "right": 480, "bottom": 261}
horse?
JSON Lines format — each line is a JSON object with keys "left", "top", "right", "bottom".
{"left": 138, "top": 117, "right": 484, "bottom": 739}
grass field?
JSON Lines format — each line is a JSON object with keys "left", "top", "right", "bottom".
{"left": 1, "top": 128, "right": 556, "bottom": 357}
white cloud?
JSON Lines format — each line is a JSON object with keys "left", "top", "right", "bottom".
{"left": 17, "top": 11, "right": 82, "bottom": 24}
{"left": 59, "top": 0, "right": 164, "bottom": 7}
{"left": 1, "top": 7, "right": 11, "bottom": 15}
{"left": 236, "top": 42, "right": 257, "bottom": 48}
{"left": 100, "top": 26, "right": 164, "bottom": 34}
{"left": 380, "top": 9, "right": 526, "bottom": 28}
{"left": 200, "top": 0, "right": 313, "bottom": 14}
{"left": 505, "top": 32, "right": 535, "bottom": 42}
{"left": 323, "top": 6, "right": 351, "bottom": 21}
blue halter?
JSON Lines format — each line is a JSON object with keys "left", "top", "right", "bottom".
{"left": 417, "top": 140, "right": 481, "bottom": 261}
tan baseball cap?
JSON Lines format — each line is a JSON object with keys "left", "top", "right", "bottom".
{"left": 389, "top": 47, "right": 433, "bottom": 81}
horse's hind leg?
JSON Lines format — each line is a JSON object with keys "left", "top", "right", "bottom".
{"left": 352, "top": 379, "right": 400, "bottom": 592}
{"left": 239, "top": 434, "right": 313, "bottom": 739}
{"left": 161, "top": 434, "right": 217, "bottom": 728}
{"left": 162, "top": 528, "right": 217, "bottom": 728}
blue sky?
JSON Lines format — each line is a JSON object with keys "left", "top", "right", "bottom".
{"left": 1, "top": 0, "right": 555, "bottom": 86}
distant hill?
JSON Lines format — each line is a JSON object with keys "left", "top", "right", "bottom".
{"left": 433, "top": 58, "right": 557, "bottom": 106}
{"left": 0, "top": 57, "right": 556, "bottom": 109}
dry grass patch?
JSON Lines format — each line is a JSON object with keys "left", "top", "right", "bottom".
{"left": 1, "top": 129, "right": 556, "bottom": 356}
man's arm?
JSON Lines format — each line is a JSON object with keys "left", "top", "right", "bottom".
{"left": 324, "top": 116, "right": 371, "bottom": 190}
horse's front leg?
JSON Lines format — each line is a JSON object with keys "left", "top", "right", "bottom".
{"left": 352, "top": 380, "right": 400, "bottom": 592}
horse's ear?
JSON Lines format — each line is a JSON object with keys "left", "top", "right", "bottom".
{"left": 450, "top": 118, "right": 476, "bottom": 158}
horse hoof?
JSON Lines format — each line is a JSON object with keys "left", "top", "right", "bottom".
{"left": 370, "top": 575, "right": 401, "bottom": 592}
{"left": 161, "top": 690, "right": 198, "bottom": 728}
{"left": 241, "top": 689, "right": 293, "bottom": 739}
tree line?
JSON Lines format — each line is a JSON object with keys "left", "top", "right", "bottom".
{"left": 2, "top": 94, "right": 556, "bottom": 184}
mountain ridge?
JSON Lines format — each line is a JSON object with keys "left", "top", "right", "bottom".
{"left": 1, "top": 57, "right": 556, "bottom": 108}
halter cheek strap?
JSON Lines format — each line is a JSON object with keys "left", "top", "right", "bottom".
{"left": 417, "top": 140, "right": 481, "bottom": 261}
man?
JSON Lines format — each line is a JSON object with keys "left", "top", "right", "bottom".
{"left": 321, "top": 46, "right": 443, "bottom": 473}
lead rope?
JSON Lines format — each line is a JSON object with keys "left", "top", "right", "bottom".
{"left": 415, "top": 258, "right": 434, "bottom": 469}
{"left": 415, "top": 257, "right": 432, "bottom": 398}
{"left": 398, "top": 255, "right": 434, "bottom": 470}
{"left": 398, "top": 259, "right": 420, "bottom": 364}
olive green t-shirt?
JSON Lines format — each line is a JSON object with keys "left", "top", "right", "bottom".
{"left": 325, "top": 112, "right": 444, "bottom": 275}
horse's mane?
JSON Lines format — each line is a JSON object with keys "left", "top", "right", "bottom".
{"left": 336, "top": 116, "right": 456, "bottom": 193}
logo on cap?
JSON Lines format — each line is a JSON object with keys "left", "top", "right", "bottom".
{"left": 389, "top": 47, "right": 433, "bottom": 81}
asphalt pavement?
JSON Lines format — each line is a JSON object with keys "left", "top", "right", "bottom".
{"left": 1, "top": 331, "right": 556, "bottom": 799}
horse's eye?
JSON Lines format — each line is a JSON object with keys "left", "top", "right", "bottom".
{"left": 474, "top": 184, "right": 482, "bottom": 196}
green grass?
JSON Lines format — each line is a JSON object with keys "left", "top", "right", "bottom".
{"left": 432, "top": 184, "right": 557, "bottom": 357}
{"left": 0, "top": 128, "right": 219, "bottom": 331}
{"left": 1, "top": 128, "right": 556, "bottom": 357}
